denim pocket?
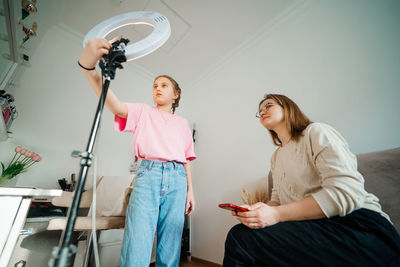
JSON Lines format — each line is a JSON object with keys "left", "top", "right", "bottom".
{"left": 177, "top": 166, "right": 187, "bottom": 177}
{"left": 136, "top": 166, "right": 149, "bottom": 178}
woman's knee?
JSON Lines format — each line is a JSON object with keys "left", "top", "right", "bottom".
{"left": 225, "top": 224, "right": 249, "bottom": 247}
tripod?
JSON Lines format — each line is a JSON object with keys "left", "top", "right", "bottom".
{"left": 49, "top": 38, "right": 130, "bottom": 267}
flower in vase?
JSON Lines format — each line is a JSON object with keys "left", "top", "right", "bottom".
{"left": 0, "top": 146, "right": 42, "bottom": 183}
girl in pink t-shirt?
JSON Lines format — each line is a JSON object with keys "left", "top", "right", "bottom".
{"left": 79, "top": 38, "right": 196, "bottom": 267}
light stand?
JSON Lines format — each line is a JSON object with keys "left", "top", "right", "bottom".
{"left": 48, "top": 38, "right": 129, "bottom": 267}
{"left": 49, "top": 11, "right": 170, "bottom": 266}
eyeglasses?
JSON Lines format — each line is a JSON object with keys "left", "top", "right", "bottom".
{"left": 256, "top": 102, "right": 278, "bottom": 118}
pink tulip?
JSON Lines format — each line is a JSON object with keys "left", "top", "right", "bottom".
{"left": 4, "top": 146, "right": 42, "bottom": 175}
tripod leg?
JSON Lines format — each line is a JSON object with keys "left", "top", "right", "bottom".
{"left": 83, "top": 232, "right": 93, "bottom": 267}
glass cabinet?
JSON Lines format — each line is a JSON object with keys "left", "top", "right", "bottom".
{"left": 0, "top": 0, "right": 16, "bottom": 85}
{"left": 1, "top": 0, "right": 37, "bottom": 140}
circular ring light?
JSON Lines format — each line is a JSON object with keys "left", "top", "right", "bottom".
{"left": 83, "top": 11, "right": 171, "bottom": 61}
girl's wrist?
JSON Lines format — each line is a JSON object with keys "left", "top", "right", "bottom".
{"left": 78, "top": 53, "right": 97, "bottom": 70}
{"left": 78, "top": 60, "right": 95, "bottom": 71}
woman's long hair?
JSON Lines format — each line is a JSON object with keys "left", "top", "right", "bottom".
{"left": 259, "top": 94, "right": 312, "bottom": 146}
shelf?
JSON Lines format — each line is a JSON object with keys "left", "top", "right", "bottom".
{"left": 0, "top": 112, "right": 8, "bottom": 140}
{"left": 0, "top": 187, "right": 62, "bottom": 197}
{"left": 0, "top": 0, "right": 25, "bottom": 141}
{"left": 0, "top": 106, "right": 14, "bottom": 141}
{"left": 0, "top": 63, "right": 17, "bottom": 141}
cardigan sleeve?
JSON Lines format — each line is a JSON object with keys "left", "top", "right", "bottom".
{"left": 269, "top": 152, "right": 280, "bottom": 204}
{"left": 308, "top": 123, "right": 367, "bottom": 217}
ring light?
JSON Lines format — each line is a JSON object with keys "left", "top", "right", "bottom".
{"left": 83, "top": 11, "right": 171, "bottom": 61}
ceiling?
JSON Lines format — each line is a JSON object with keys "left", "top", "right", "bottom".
{"left": 60, "top": 0, "right": 297, "bottom": 87}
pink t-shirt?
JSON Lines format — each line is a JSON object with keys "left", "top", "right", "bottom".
{"left": 114, "top": 103, "right": 196, "bottom": 164}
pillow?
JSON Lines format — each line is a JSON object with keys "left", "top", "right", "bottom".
{"left": 93, "top": 176, "right": 135, "bottom": 217}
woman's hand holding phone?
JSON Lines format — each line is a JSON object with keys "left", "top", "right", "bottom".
{"left": 219, "top": 203, "right": 249, "bottom": 213}
{"left": 232, "top": 202, "right": 280, "bottom": 229}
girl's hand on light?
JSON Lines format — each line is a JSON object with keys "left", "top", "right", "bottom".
{"left": 78, "top": 38, "right": 114, "bottom": 69}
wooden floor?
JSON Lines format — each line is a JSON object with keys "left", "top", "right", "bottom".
{"left": 180, "top": 261, "right": 215, "bottom": 266}
{"left": 150, "top": 258, "right": 221, "bottom": 267}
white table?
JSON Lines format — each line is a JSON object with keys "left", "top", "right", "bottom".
{"left": 0, "top": 187, "right": 62, "bottom": 266}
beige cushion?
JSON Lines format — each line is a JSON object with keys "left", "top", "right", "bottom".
{"left": 47, "top": 216, "right": 125, "bottom": 231}
{"left": 48, "top": 176, "right": 134, "bottom": 231}
{"left": 52, "top": 191, "right": 92, "bottom": 208}
{"left": 51, "top": 177, "right": 104, "bottom": 208}
{"left": 94, "top": 176, "right": 134, "bottom": 217}
{"left": 52, "top": 176, "right": 134, "bottom": 217}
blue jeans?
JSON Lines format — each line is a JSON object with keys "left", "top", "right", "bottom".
{"left": 120, "top": 160, "right": 187, "bottom": 267}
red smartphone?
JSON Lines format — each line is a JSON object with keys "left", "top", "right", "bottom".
{"left": 219, "top": 203, "right": 249, "bottom": 212}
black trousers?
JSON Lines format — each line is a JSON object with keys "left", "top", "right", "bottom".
{"left": 223, "top": 209, "right": 400, "bottom": 267}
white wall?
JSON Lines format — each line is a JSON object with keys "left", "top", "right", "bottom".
{"left": 0, "top": 24, "right": 155, "bottom": 188}
{"left": 180, "top": 0, "right": 400, "bottom": 264}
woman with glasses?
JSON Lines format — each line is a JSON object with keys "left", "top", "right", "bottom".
{"left": 223, "top": 94, "right": 400, "bottom": 266}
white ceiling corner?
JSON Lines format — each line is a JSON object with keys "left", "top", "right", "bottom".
{"left": 57, "top": 0, "right": 305, "bottom": 86}
{"left": 142, "top": 0, "right": 192, "bottom": 53}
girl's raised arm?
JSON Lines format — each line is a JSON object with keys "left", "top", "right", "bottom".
{"left": 79, "top": 38, "right": 128, "bottom": 118}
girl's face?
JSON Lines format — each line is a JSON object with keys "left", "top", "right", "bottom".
{"left": 258, "top": 98, "right": 285, "bottom": 130}
{"left": 153, "top": 77, "right": 178, "bottom": 106}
